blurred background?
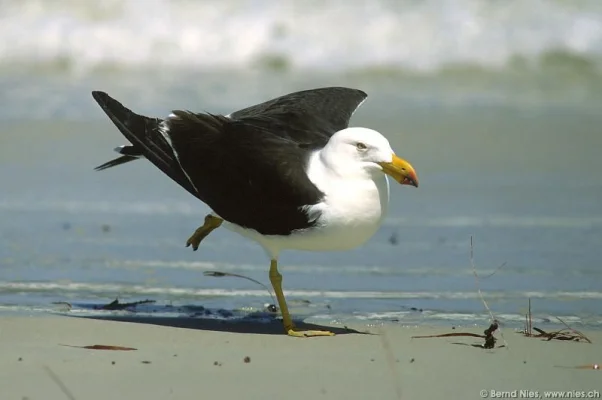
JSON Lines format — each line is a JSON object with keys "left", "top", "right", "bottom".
{"left": 0, "top": 0, "right": 601, "bottom": 328}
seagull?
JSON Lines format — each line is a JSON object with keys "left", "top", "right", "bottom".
{"left": 92, "top": 87, "right": 418, "bottom": 337}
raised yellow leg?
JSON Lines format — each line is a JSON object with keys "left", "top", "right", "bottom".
{"left": 185, "top": 214, "right": 223, "bottom": 251}
{"left": 269, "top": 259, "right": 334, "bottom": 337}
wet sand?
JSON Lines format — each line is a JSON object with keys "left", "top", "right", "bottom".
{"left": 1, "top": 315, "right": 600, "bottom": 400}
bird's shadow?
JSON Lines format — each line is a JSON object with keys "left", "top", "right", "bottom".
{"left": 75, "top": 314, "right": 366, "bottom": 336}
{"left": 62, "top": 303, "right": 368, "bottom": 336}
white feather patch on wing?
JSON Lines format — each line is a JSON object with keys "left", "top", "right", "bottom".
{"left": 114, "top": 145, "right": 144, "bottom": 158}
{"left": 159, "top": 114, "right": 199, "bottom": 193}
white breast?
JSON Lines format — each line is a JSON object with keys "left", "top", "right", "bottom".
{"left": 287, "top": 172, "right": 390, "bottom": 251}
{"left": 224, "top": 150, "right": 391, "bottom": 259}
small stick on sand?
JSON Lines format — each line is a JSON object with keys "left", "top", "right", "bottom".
{"left": 528, "top": 297, "right": 533, "bottom": 335}
{"left": 44, "top": 365, "right": 77, "bottom": 400}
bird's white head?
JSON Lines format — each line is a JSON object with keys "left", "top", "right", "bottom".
{"left": 321, "top": 127, "right": 419, "bottom": 187}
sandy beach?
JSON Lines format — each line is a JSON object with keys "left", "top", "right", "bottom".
{"left": 1, "top": 315, "right": 600, "bottom": 400}
{"left": 1, "top": 2, "right": 602, "bottom": 400}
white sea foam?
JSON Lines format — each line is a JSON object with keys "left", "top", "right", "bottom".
{"left": 109, "top": 259, "right": 460, "bottom": 277}
{"left": 107, "top": 259, "right": 592, "bottom": 279}
{"left": 351, "top": 311, "right": 594, "bottom": 326}
{"left": 1, "top": 281, "right": 600, "bottom": 300}
{"left": 1, "top": 0, "right": 601, "bottom": 73}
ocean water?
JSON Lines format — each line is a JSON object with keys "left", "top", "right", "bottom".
{"left": 0, "top": 0, "right": 601, "bottom": 330}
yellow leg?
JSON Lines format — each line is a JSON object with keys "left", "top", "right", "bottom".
{"left": 269, "top": 259, "right": 334, "bottom": 338}
{"left": 185, "top": 214, "right": 223, "bottom": 251}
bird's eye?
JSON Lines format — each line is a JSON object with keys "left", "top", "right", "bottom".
{"left": 356, "top": 142, "right": 367, "bottom": 151}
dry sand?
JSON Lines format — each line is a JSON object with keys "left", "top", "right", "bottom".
{"left": 1, "top": 315, "right": 600, "bottom": 400}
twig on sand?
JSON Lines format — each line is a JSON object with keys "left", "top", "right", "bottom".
{"left": 378, "top": 328, "right": 403, "bottom": 400}
{"left": 528, "top": 297, "right": 533, "bottom": 335}
{"left": 44, "top": 365, "right": 77, "bottom": 400}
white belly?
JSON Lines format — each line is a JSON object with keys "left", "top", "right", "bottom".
{"left": 223, "top": 174, "right": 390, "bottom": 258}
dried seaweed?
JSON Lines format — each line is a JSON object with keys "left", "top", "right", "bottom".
{"left": 412, "top": 321, "right": 499, "bottom": 349}
{"left": 97, "top": 298, "right": 155, "bottom": 310}
{"left": 60, "top": 344, "right": 137, "bottom": 351}
{"left": 521, "top": 301, "right": 592, "bottom": 343}
{"left": 524, "top": 326, "right": 591, "bottom": 343}
{"left": 554, "top": 364, "right": 600, "bottom": 370}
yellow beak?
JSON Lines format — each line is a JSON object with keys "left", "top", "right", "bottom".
{"left": 378, "top": 154, "right": 419, "bottom": 187}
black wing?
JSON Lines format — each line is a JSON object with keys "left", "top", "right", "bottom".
{"left": 164, "top": 111, "right": 325, "bottom": 235}
{"left": 228, "top": 87, "right": 367, "bottom": 147}
{"left": 92, "top": 87, "right": 368, "bottom": 235}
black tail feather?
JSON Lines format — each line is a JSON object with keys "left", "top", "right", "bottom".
{"left": 94, "top": 155, "right": 139, "bottom": 171}
{"left": 95, "top": 145, "right": 143, "bottom": 171}
{"left": 91, "top": 91, "right": 200, "bottom": 199}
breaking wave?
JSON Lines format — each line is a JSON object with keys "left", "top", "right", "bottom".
{"left": 1, "top": 0, "right": 601, "bottom": 74}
